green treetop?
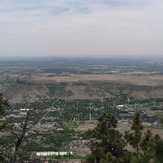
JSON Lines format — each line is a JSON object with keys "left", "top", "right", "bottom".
{"left": 0, "top": 93, "right": 10, "bottom": 162}
{"left": 125, "top": 112, "right": 161, "bottom": 163}
{"left": 0, "top": 93, "right": 9, "bottom": 130}
{"left": 86, "top": 113, "right": 127, "bottom": 163}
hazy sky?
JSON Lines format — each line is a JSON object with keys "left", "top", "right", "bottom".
{"left": 0, "top": 0, "right": 163, "bottom": 58}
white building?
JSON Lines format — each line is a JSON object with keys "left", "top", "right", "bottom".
{"left": 116, "top": 105, "right": 125, "bottom": 109}
{"left": 19, "top": 108, "right": 32, "bottom": 116}
{"left": 36, "top": 151, "right": 73, "bottom": 157}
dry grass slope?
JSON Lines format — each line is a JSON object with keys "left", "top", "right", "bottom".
{"left": 1, "top": 74, "right": 163, "bottom": 103}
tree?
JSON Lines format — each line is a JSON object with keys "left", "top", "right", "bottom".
{"left": 12, "top": 108, "right": 35, "bottom": 163}
{"left": 155, "top": 139, "right": 163, "bottom": 163}
{"left": 0, "top": 93, "right": 9, "bottom": 130}
{"left": 86, "top": 113, "right": 127, "bottom": 163}
{"left": 125, "top": 112, "right": 161, "bottom": 163}
{"left": 86, "top": 112, "right": 162, "bottom": 163}
{"left": 10, "top": 99, "right": 50, "bottom": 163}
{"left": 0, "top": 92, "right": 10, "bottom": 162}
{"left": 125, "top": 112, "right": 144, "bottom": 158}
{"left": 154, "top": 117, "right": 163, "bottom": 163}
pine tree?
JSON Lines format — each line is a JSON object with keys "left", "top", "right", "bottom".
{"left": 125, "top": 112, "right": 143, "bottom": 159}
{"left": 154, "top": 118, "right": 163, "bottom": 163}
{"left": 0, "top": 93, "right": 10, "bottom": 162}
{"left": 86, "top": 113, "right": 127, "bottom": 163}
{"left": 0, "top": 93, "right": 9, "bottom": 120}
{"left": 125, "top": 112, "right": 161, "bottom": 163}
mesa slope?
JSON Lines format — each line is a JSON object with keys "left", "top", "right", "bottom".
{"left": 1, "top": 74, "right": 163, "bottom": 103}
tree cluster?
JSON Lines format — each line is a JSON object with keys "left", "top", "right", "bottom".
{"left": 86, "top": 112, "right": 163, "bottom": 163}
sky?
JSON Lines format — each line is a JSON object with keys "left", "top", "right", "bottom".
{"left": 0, "top": 0, "right": 163, "bottom": 58}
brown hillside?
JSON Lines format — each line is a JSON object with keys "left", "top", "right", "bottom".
{"left": 1, "top": 74, "right": 163, "bottom": 103}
